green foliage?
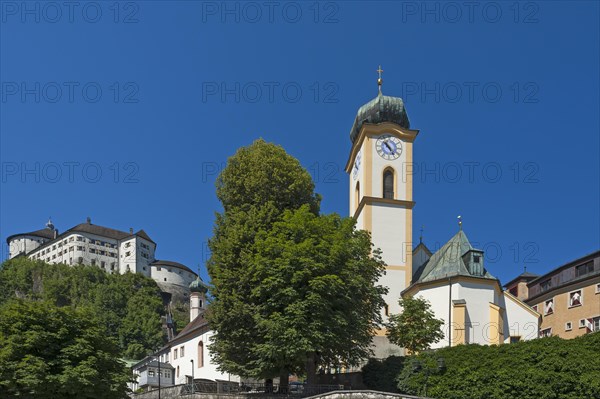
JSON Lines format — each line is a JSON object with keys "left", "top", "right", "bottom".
{"left": 386, "top": 296, "right": 444, "bottom": 354}
{"left": 0, "top": 257, "right": 165, "bottom": 360}
{"left": 0, "top": 299, "right": 130, "bottom": 399}
{"left": 207, "top": 139, "right": 386, "bottom": 382}
{"left": 396, "top": 333, "right": 600, "bottom": 399}
{"left": 361, "top": 356, "right": 405, "bottom": 393}
{"left": 215, "top": 138, "right": 321, "bottom": 215}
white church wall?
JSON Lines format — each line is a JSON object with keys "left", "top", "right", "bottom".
{"left": 455, "top": 280, "right": 498, "bottom": 346}
{"left": 502, "top": 292, "right": 539, "bottom": 342}
{"left": 412, "top": 279, "right": 531, "bottom": 348}
{"left": 412, "top": 285, "right": 453, "bottom": 349}
{"left": 169, "top": 330, "right": 240, "bottom": 384}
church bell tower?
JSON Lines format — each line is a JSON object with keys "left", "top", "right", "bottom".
{"left": 345, "top": 68, "right": 420, "bottom": 322}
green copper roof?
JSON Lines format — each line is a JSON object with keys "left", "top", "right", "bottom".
{"left": 349, "top": 92, "right": 410, "bottom": 143}
{"left": 412, "top": 230, "right": 495, "bottom": 284}
{"left": 189, "top": 277, "right": 210, "bottom": 293}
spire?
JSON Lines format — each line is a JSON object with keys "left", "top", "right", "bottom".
{"left": 376, "top": 65, "right": 383, "bottom": 94}
{"left": 457, "top": 215, "right": 462, "bottom": 231}
{"left": 419, "top": 225, "right": 424, "bottom": 244}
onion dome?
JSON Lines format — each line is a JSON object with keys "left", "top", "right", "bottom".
{"left": 349, "top": 92, "right": 410, "bottom": 143}
{"left": 189, "top": 277, "right": 210, "bottom": 294}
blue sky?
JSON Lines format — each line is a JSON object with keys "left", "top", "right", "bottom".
{"left": 1, "top": 1, "right": 598, "bottom": 285}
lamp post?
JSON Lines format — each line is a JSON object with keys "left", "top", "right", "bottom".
{"left": 412, "top": 357, "right": 446, "bottom": 397}
{"left": 190, "top": 359, "right": 194, "bottom": 394}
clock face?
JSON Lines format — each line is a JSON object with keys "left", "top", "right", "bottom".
{"left": 376, "top": 135, "right": 402, "bottom": 160}
{"left": 353, "top": 151, "right": 362, "bottom": 180}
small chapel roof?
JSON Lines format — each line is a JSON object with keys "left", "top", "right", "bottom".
{"left": 349, "top": 92, "right": 410, "bottom": 143}
{"left": 412, "top": 230, "right": 496, "bottom": 284}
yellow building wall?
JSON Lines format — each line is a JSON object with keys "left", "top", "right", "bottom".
{"left": 532, "top": 282, "right": 600, "bottom": 339}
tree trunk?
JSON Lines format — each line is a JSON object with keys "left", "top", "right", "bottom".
{"left": 305, "top": 352, "right": 317, "bottom": 387}
{"left": 279, "top": 369, "right": 289, "bottom": 394}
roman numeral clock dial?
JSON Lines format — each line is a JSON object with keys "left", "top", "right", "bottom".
{"left": 376, "top": 134, "right": 402, "bottom": 160}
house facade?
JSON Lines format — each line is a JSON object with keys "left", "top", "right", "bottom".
{"left": 506, "top": 250, "right": 600, "bottom": 339}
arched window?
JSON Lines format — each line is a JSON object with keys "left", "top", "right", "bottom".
{"left": 355, "top": 182, "right": 360, "bottom": 210}
{"left": 198, "top": 341, "right": 204, "bottom": 368}
{"left": 383, "top": 169, "right": 394, "bottom": 199}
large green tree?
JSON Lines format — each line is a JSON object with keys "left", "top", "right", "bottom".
{"left": 0, "top": 257, "right": 165, "bottom": 360}
{"left": 0, "top": 299, "right": 130, "bottom": 399}
{"left": 207, "top": 139, "right": 386, "bottom": 388}
{"left": 386, "top": 296, "right": 444, "bottom": 354}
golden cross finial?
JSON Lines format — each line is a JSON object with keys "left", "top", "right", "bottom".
{"left": 376, "top": 65, "right": 383, "bottom": 93}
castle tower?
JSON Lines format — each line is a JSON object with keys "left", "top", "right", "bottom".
{"left": 345, "top": 72, "right": 419, "bottom": 324}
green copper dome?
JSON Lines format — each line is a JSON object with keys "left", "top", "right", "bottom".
{"left": 189, "top": 277, "right": 210, "bottom": 294}
{"left": 349, "top": 92, "right": 410, "bottom": 143}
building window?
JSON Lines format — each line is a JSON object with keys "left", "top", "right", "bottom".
{"left": 510, "top": 336, "right": 521, "bottom": 343}
{"left": 569, "top": 289, "right": 582, "bottom": 308}
{"left": 125, "top": 251, "right": 131, "bottom": 257}
{"left": 198, "top": 342, "right": 204, "bottom": 368}
{"left": 164, "top": 278, "right": 167, "bottom": 281}
{"left": 78, "top": 257, "right": 83, "bottom": 264}
{"left": 565, "top": 322, "right": 572, "bottom": 331}
{"left": 544, "top": 298, "right": 554, "bottom": 315}
{"left": 596, "top": 283, "right": 600, "bottom": 294}
{"left": 383, "top": 169, "right": 394, "bottom": 199}
{"left": 579, "top": 319, "right": 586, "bottom": 328}
{"left": 180, "top": 346, "right": 184, "bottom": 357}
{"left": 91, "top": 259, "right": 96, "bottom": 266}
{"left": 173, "top": 348, "right": 178, "bottom": 359}
{"left": 176, "top": 366, "right": 179, "bottom": 378}
{"left": 509, "top": 287, "right": 518, "bottom": 297}
{"left": 100, "top": 261, "right": 105, "bottom": 268}
{"left": 539, "top": 328, "right": 552, "bottom": 338}
{"left": 148, "top": 370, "right": 155, "bottom": 377}
{"left": 575, "top": 261, "right": 594, "bottom": 277}
{"left": 156, "top": 266, "right": 161, "bottom": 271}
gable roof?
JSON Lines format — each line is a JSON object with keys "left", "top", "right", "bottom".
{"left": 503, "top": 271, "right": 540, "bottom": 288}
{"left": 412, "top": 230, "right": 495, "bottom": 284}
{"left": 170, "top": 309, "right": 210, "bottom": 345}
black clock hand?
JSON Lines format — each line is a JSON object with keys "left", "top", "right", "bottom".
{"left": 384, "top": 141, "right": 393, "bottom": 152}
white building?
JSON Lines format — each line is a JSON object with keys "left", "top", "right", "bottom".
{"left": 140, "top": 277, "right": 240, "bottom": 387}
{"left": 6, "top": 218, "right": 197, "bottom": 292}
{"left": 345, "top": 81, "right": 538, "bottom": 354}
{"left": 403, "top": 229, "right": 540, "bottom": 348}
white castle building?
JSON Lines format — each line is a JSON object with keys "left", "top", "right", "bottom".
{"left": 6, "top": 218, "right": 197, "bottom": 291}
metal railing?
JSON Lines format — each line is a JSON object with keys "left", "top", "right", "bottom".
{"left": 179, "top": 381, "right": 347, "bottom": 397}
